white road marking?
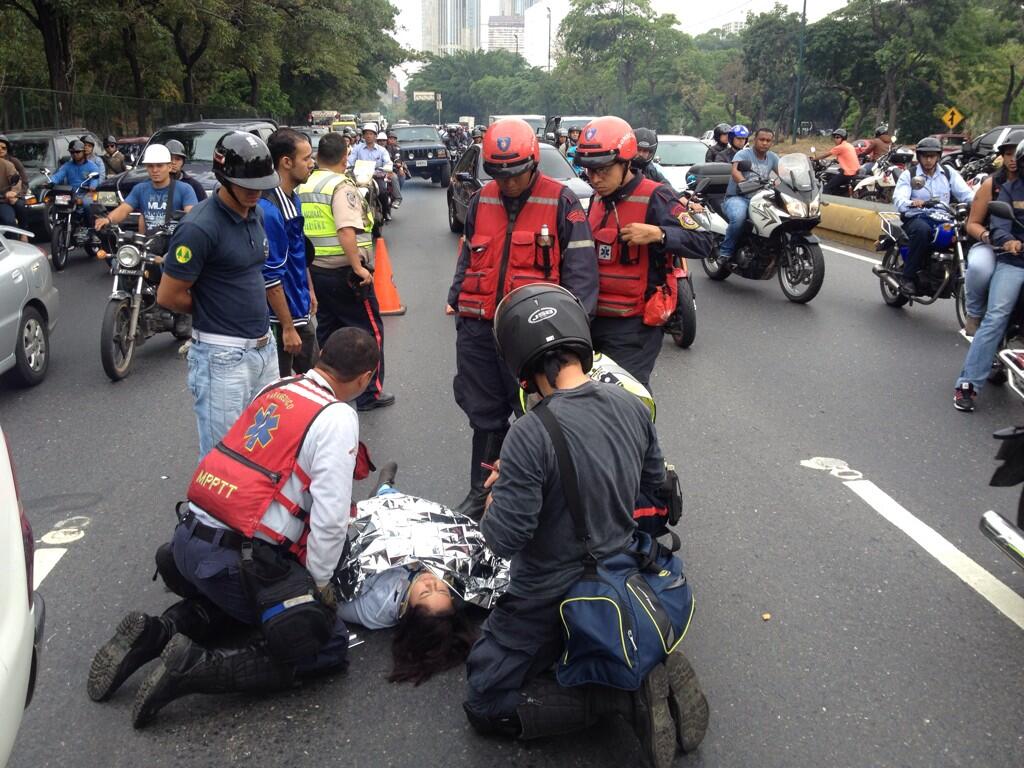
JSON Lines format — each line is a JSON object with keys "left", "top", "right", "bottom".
{"left": 33, "top": 548, "right": 67, "bottom": 590}
{"left": 802, "top": 457, "right": 1024, "bottom": 631}
{"left": 822, "top": 243, "right": 881, "bottom": 266}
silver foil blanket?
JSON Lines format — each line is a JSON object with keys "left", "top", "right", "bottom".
{"left": 332, "top": 492, "right": 510, "bottom": 610}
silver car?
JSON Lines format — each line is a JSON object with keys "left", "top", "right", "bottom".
{"left": 0, "top": 227, "right": 59, "bottom": 386}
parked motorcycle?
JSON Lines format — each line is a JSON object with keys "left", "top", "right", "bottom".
{"left": 99, "top": 220, "right": 189, "bottom": 380}
{"left": 662, "top": 253, "right": 696, "bottom": 348}
{"left": 687, "top": 154, "right": 826, "bottom": 303}
{"left": 41, "top": 168, "right": 102, "bottom": 271}
{"left": 870, "top": 199, "right": 970, "bottom": 327}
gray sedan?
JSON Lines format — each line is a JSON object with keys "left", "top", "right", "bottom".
{"left": 0, "top": 227, "right": 59, "bottom": 386}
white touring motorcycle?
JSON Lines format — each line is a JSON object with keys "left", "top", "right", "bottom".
{"left": 685, "top": 153, "right": 826, "bottom": 303}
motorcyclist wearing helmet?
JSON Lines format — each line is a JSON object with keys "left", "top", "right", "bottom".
{"left": 444, "top": 125, "right": 463, "bottom": 154}
{"left": 80, "top": 135, "right": 105, "bottom": 180}
{"left": 0, "top": 135, "right": 30, "bottom": 237}
{"left": 445, "top": 117, "right": 598, "bottom": 521}
{"left": 892, "top": 135, "right": 974, "bottom": 293}
{"left": 165, "top": 139, "right": 207, "bottom": 202}
{"left": 384, "top": 131, "right": 408, "bottom": 188}
{"left": 49, "top": 139, "right": 103, "bottom": 229}
{"left": 463, "top": 283, "right": 708, "bottom": 766}
{"left": 705, "top": 122, "right": 732, "bottom": 163}
{"left": 867, "top": 124, "right": 893, "bottom": 163}
{"left": 712, "top": 124, "right": 748, "bottom": 164}
{"left": 101, "top": 135, "right": 127, "bottom": 175}
{"left": 719, "top": 127, "right": 780, "bottom": 268}
{"left": 566, "top": 126, "right": 583, "bottom": 173}
{"left": 96, "top": 143, "right": 197, "bottom": 234}
{"left": 631, "top": 127, "right": 674, "bottom": 192}
{"left": 555, "top": 126, "right": 569, "bottom": 156}
{"left": 157, "top": 130, "right": 283, "bottom": 457}
{"left": 954, "top": 136, "right": 1024, "bottom": 412}
{"left": 576, "top": 116, "right": 713, "bottom": 386}
{"left": 472, "top": 125, "right": 486, "bottom": 146}
{"left": 349, "top": 123, "right": 401, "bottom": 211}
{"left": 813, "top": 128, "right": 859, "bottom": 196}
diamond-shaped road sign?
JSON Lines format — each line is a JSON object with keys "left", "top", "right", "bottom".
{"left": 942, "top": 106, "right": 964, "bottom": 131}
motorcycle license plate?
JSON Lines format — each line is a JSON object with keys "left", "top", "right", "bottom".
{"left": 55, "top": 194, "right": 72, "bottom": 206}
{"left": 415, "top": 160, "right": 428, "bottom": 167}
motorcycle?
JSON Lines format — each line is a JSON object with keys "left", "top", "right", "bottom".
{"left": 352, "top": 159, "right": 390, "bottom": 235}
{"left": 813, "top": 155, "right": 859, "bottom": 197}
{"left": 870, "top": 198, "right": 970, "bottom": 327}
{"left": 99, "top": 219, "right": 190, "bottom": 380}
{"left": 687, "top": 153, "right": 826, "bottom": 303}
{"left": 662, "top": 253, "right": 696, "bottom": 349}
{"left": 41, "top": 168, "right": 103, "bottom": 271}
{"left": 852, "top": 146, "right": 914, "bottom": 203}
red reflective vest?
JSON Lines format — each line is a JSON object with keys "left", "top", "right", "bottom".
{"left": 457, "top": 174, "right": 564, "bottom": 321}
{"left": 187, "top": 375, "right": 366, "bottom": 563}
{"left": 588, "top": 177, "right": 661, "bottom": 318}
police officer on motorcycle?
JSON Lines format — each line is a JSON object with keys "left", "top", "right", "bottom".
{"left": 705, "top": 122, "right": 732, "bottom": 163}
{"left": 575, "top": 116, "right": 713, "bottom": 387}
{"left": 892, "top": 136, "right": 974, "bottom": 293}
{"left": 445, "top": 117, "right": 598, "bottom": 521}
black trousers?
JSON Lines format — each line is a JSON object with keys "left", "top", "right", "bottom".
{"left": 454, "top": 316, "right": 519, "bottom": 432}
{"left": 591, "top": 315, "right": 663, "bottom": 389}
{"left": 902, "top": 215, "right": 935, "bottom": 280}
{"left": 311, "top": 265, "right": 384, "bottom": 406}
{"left": 273, "top": 322, "right": 319, "bottom": 377}
{"left": 824, "top": 173, "right": 856, "bottom": 196}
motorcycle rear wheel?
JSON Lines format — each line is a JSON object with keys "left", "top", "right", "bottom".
{"left": 778, "top": 238, "right": 825, "bottom": 303}
{"left": 701, "top": 246, "right": 731, "bottom": 281}
{"left": 880, "top": 247, "right": 909, "bottom": 307}
{"left": 671, "top": 277, "right": 697, "bottom": 348}
{"left": 101, "top": 297, "right": 137, "bottom": 381}
{"left": 50, "top": 222, "right": 69, "bottom": 271}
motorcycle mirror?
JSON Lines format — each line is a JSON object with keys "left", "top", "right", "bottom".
{"left": 736, "top": 159, "right": 752, "bottom": 173}
{"left": 654, "top": 155, "right": 661, "bottom": 164}
{"left": 694, "top": 177, "right": 710, "bottom": 193}
{"left": 455, "top": 171, "right": 473, "bottom": 182}
{"left": 911, "top": 176, "right": 926, "bottom": 190}
{"left": 988, "top": 201, "right": 1015, "bottom": 220}
{"left": 87, "top": 172, "right": 100, "bottom": 180}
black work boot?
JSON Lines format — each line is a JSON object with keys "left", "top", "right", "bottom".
{"left": 665, "top": 651, "right": 709, "bottom": 753}
{"left": 132, "top": 634, "right": 295, "bottom": 728}
{"left": 87, "top": 599, "right": 222, "bottom": 702}
{"left": 452, "top": 429, "right": 504, "bottom": 521}
{"left": 632, "top": 664, "right": 677, "bottom": 768}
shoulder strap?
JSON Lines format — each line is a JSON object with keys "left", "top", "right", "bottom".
{"left": 533, "top": 401, "right": 593, "bottom": 557}
{"left": 164, "top": 176, "right": 177, "bottom": 227}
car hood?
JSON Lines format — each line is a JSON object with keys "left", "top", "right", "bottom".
{"left": 660, "top": 165, "right": 694, "bottom": 191}
{"left": 398, "top": 139, "right": 446, "bottom": 150}
{"left": 562, "top": 175, "right": 594, "bottom": 201}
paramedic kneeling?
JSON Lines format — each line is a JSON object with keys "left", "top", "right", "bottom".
{"left": 128, "top": 328, "right": 379, "bottom": 728}
{"left": 463, "top": 283, "right": 708, "bottom": 768}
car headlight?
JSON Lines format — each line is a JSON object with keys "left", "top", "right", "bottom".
{"left": 116, "top": 244, "right": 141, "bottom": 269}
{"left": 407, "top": 152, "right": 414, "bottom": 160}
{"left": 95, "top": 190, "right": 120, "bottom": 207}
{"left": 782, "top": 194, "right": 807, "bottom": 218}
{"left": 427, "top": 151, "right": 434, "bottom": 159}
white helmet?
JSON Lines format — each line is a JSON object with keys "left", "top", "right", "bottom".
{"left": 361, "top": 122, "right": 378, "bottom": 135}
{"left": 141, "top": 144, "right": 172, "bottom": 164}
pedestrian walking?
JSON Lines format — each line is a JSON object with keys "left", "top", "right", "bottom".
{"left": 157, "top": 131, "right": 281, "bottom": 457}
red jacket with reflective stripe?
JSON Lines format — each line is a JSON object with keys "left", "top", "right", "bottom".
{"left": 457, "top": 174, "right": 564, "bottom": 321}
{"left": 187, "top": 376, "right": 338, "bottom": 561}
{"left": 588, "top": 177, "right": 660, "bottom": 318}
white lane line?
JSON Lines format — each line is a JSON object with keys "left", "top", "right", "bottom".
{"left": 33, "top": 548, "right": 66, "bottom": 590}
{"left": 822, "top": 243, "right": 881, "bottom": 266}
{"left": 801, "top": 457, "right": 1024, "bottom": 630}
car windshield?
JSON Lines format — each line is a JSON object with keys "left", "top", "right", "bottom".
{"left": 146, "top": 128, "right": 235, "bottom": 162}
{"left": 9, "top": 140, "right": 48, "bottom": 165}
{"left": 392, "top": 126, "right": 440, "bottom": 142}
{"left": 657, "top": 140, "right": 709, "bottom": 166}
{"left": 775, "top": 153, "right": 815, "bottom": 191}
{"left": 559, "top": 117, "right": 595, "bottom": 132}
{"left": 480, "top": 145, "right": 576, "bottom": 181}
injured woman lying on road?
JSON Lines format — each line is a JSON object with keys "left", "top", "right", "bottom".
{"left": 331, "top": 474, "right": 509, "bottom": 685}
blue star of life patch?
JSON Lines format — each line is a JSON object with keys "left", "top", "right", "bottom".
{"left": 244, "top": 404, "right": 280, "bottom": 451}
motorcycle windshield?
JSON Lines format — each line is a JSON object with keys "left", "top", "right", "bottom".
{"left": 776, "top": 153, "right": 815, "bottom": 193}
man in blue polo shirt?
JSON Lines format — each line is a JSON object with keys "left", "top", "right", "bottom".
{"left": 260, "top": 128, "right": 319, "bottom": 375}
{"left": 158, "top": 131, "right": 281, "bottom": 458}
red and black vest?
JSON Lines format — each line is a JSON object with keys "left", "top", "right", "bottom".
{"left": 187, "top": 375, "right": 370, "bottom": 563}
{"left": 588, "top": 177, "right": 661, "bottom": 318}
{"left": 457, "top": 174, "right": 564, "bottom": 321}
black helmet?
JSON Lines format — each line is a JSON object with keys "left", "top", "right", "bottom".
{"left": 104, "top": 135, "right": 117, "bottom": 146}
{"left": 875, "top": 123, "right": 890, "bottom": 137}
{"left": 713, "top": 122, "right": 732, "bottom": 140}
{"left": 998, "top": 129, "right": 1024, "bottom": 154}
{"left": 164, "top": 139, "right": 187, "bottom": 159}
{"left": 212, "top": 131, "right": 279, "bottom": 190}
{"left": 832, "top": 128, "right": 848, "bottom": 140}
{"left": 632, "top": 128, "right": 658, "bottom": 169}
{"left": 493, "top": 283, "right": 593, "bottom": 388}
{"left": 915, "top": 136, "right": 942, "bottom": 156}
{"left": 1014, "top": 138, "right": 1024, "bottom": 167}
{"left": 80, "top": 135, "right": 96, "bottom": 147}
{"left": 472, "top": 126, "right": 485, "bottom": 139}
{"left": 69, "top": 140, "right": 86, "bottom": 152}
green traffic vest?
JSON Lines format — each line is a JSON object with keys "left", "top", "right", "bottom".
{"left": 296, "top": 169, "right": 373, "bottom": 258}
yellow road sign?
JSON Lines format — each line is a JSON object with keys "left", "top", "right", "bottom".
{"left": 942, "top": 106, "right": 964, "bottom": 131}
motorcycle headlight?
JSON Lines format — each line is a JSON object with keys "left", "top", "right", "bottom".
{"left": 116, "top": 244, "right": 141, "bottom": 269}
{"left": 782, "top": 194, "right": 807, "bottom": 218}
{"left": 808, "top": 197, "right": 820, "bottom": 216}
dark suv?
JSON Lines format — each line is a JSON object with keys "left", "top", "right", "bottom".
{"left": 93, "top": 118, "right": 278, "bottom": 212}
{"left": 390, "top": 124, "right": 452, "bottom": 186}
{"left": 4, "top": 127, "right": 102, "bottom": 237}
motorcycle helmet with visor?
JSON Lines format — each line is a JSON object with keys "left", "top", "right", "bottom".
{"left": 713, "top": 122, "right": 732, "bottom": 141}
{"left": 574, "top": 116, "right": 638, "bottom": 169}
{"left": 164, "top": 139, "right": 188, "bottom": 159}
{"left": 729, "top": 124, "right": 750, "bottom": 140}
{"left": 832, "top": 128, "right": 848, "bottom": 140}
{"left": 212, "top": 130, "right": 279, "bottom": 190}
{"left": 482, "top": 118, "right": 540, "bottom": 178}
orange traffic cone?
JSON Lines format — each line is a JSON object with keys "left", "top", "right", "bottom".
{"left": 374, "top": 237, "right": 406, "bottom": 316}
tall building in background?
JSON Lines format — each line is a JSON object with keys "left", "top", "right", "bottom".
{"left": 523, "top": 0, "right": 568, "bottom": 70}
{"left": 488, "top": 15, "right": 525, "bottom": 53}
{"left": 422, "top": 0, "right": 482, "bottom": 54}
{"left": 498, "top": 0, "right": 539, "bottom": 14}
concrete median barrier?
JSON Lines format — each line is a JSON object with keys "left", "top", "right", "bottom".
{"left": 816, "top": 195, "right": 891, "bottom": 252}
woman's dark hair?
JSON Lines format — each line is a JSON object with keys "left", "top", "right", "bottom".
{"left": 388, "top": 605, "right": 478, "bottom": 686}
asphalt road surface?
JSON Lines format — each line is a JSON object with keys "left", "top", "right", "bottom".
{"left": 7, "top": 181, "right": 1024, "bottom": 768}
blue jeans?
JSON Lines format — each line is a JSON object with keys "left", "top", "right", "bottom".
{"left": 957, "top": 260, "right": 1024, "bottom": 392}
{"left": 720, "top": 195, "right": 749, "bottom": 258}
{"left": 965, "top": 242, "right": 995, "bottom": 319}
{"left": 187, "top": 337, "right": 279, "bottom": 458}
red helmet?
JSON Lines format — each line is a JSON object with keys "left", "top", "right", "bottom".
{"left": 575, "top": 116, "right": 637, "bottom": 169}
{"left": 483, "top": 118, "right": 540, "bottom": 178}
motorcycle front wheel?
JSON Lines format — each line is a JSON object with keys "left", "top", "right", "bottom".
{"left": 100, "top": 297, "right": 137, "bottom": 381}
{"left": 50, "top": 221, "right": 70, "bottom": 271}
{"left": 778, "top": 237, "right": 825, "bottom": 303}
{"left": 879, "top": 247, "right": 909, "bottom": 307}
{"left": 670, "top": 277, "right": 697, "bottom": 348}
{"left": 701, "top": 245, "right": 731, "bottom": 281}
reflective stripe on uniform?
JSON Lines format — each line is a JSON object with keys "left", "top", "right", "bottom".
{"left": 479, "top": 196, "right": 502, "bottom": 205}
{"left": 623, "top": 195, "right": 652, "bottom": 204}
{"left": 566, "top": 239, "right": 594, "bottom": 250}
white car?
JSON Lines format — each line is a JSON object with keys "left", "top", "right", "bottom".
{"left": 654, "top": 135, "right": 715, "bottom": 193}
{"left": 0, "top": 227, "right": 59, "bottom": 386}
{"left": 0, "top": 426, "right": 45, "bottom": 764}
